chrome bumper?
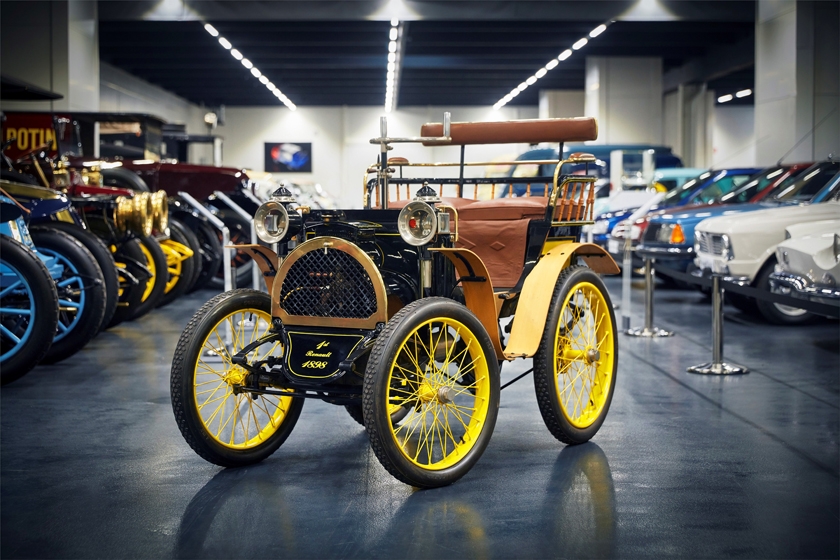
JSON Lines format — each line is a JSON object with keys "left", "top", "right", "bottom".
{"left": 769, "top": 271, "right": 840, "bottom": 306}
{"left": 636, "top": 244, "right": 693, "bottom": 260}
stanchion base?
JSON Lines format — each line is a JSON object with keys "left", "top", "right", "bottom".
{"left": 686, "top": 362, "right": 749, "bottom": 375}
{"left": 624, "top": 326, "right": 674, "bottom": 337}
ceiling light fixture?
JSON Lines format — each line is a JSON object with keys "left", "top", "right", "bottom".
{"left": 736, "top": 89, "right": 752, "bottom": 98}
{"left": 717, "top": 94, "right": 733, "bottom": 103}
{"left": 493, "top": 21, "right": 613, "bottom": 110}
{"left": 384, "top": 19, "right": 403, "bottom": 113}
{"left": 204, "top": 22, "right": 296, "bottom": 110}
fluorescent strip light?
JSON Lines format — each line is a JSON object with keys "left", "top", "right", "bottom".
{"left": 736, "top": 89, "right": 752, "bottom": 98}
{"left": 205, "top": 22, "right": 296, "bottom": 109}
{"left": 589, "top": 24, "right": 607, "bottom": 38}
{"left": 391, "top": 17, "right": 399, "bottom": 26}
{"left": 718, "top": 94, "right": 733, "bottom": 103}
{"left": 491, "top": 21, "right": 611, "bottom": 110}
{"left": 384, "top": 21, "right": 403, "bottom": 113}
{"left": 390, "top": 28, "right": 398, "bottom": 41}
{"left": 388, "top": 41, "right": 397, "bottom": 53}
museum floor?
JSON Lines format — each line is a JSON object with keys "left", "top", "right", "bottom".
{"left": 2, "top": 277, "right": 838, "bottom": 559}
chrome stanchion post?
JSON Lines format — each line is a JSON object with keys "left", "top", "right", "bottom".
{"left": 620, "top": 237, "right": 632, "bottom": 330}
{"left": 213, "top": 191, "right": 261, "bottom": 291}
{"left": 687, "top": 274, "right": 749, "bottom": 375}
{"left": 625, "top": 256, "right": 673, "bottom": 337}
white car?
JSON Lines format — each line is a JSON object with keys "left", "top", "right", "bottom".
{"left": 694, "top": 200, "right": 840, "bottom": 324}
{"left": 770, "top": 220, "right": 840, "bottom": 313}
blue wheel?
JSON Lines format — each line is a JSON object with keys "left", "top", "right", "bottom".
{"left": 30, "top": 229, "right": 107, "bottom": 363}
{"left": 1, "top": 235, "right": 59, "bottom": 385}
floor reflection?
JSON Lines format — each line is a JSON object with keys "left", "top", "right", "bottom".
{"left": 541, "top": 443, "right": 616, "bottom": 558}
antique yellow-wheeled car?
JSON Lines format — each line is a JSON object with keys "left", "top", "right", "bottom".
{"left": 170, "top": 115, "right": 620, "bottom": 488}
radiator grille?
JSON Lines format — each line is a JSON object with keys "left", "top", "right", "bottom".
{"left": 279, "top": 248, "right": 378, "bottom": 319}
{"left": 696, "top": 231, "right": 726, "bottom": 256}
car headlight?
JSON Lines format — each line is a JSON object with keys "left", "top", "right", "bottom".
{"left": 254, "top": 200, "right": 301, "bottom": 243}
{"left": 398, "top": 200, "right": 437, "bottom": 246}
{"left": 721, "top": 234, "right": 734, "bottom": 260}
{"left": 592, "top": 220, "right": 609, "bottom": 235}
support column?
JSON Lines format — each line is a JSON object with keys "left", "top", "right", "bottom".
{"left": 584, "top": 56, "right": 663, "bottom": 145}
{"left": 755, "top": 0, "right": 839, "bottom": 165}
{"left": 538, "top": 90, "right": 585, "bottom": 119}
{"left": 0, "top": 0, "right": 99, "bottom": 111}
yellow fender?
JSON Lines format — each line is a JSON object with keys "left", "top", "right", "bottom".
{"left": 504, "top": 243, "right": 618, "bottom": 360}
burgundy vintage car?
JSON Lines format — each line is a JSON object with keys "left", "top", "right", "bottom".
{"left": 2, "top": 111, "right": 260, "bottom": 287}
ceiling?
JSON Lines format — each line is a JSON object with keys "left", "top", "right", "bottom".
{"left": 98, "top": 1, "right": 756, "bottom": 109}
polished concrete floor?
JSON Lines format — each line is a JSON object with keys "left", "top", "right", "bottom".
{"left": 2, "top": 277, "right": 838, "bottom": 559}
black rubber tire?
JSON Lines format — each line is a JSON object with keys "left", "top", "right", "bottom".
{"left": 0, "top": 169, "right": 40, "bottom": 186}
{"left": 754, "top": 259, "right": 813, "bottom": 325}
{"left": 363, "top": 297, "right": 500, "bottom": 488}
{"left": 171, "top": 289, "right": 304, "bottom": 467}
{"left": 29, "top": 228, "right": 107, "bottom": 364}
{"left": 188, "top": 220, "right": 224, "bottom": 292}
{"left": 100, "top": 167, "right": 150, "bottom": 192}
{"left": 0, "top": 235, "right": 59, "bottom": 385}
{"left": 32, "top": 223, "right": 119, "bottom": 333}
{"left": 107, "top": 239, "right": 149, "bottom": 328}
{"left": 209, "top": 211, "right": 254, "bottom": 290}
{"left": 168, "top": 217, "right": 203, "bottom": 293}
{"left": 533, "top": 265, "right": 618, "bottom": 445}
{"left": 127, "top": 235, "right": 168, "bottom": 320}
{"left": 156, "top": 225, "right": 199, "bottom": 308}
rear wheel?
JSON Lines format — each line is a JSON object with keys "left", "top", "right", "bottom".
{"left": 171, "top": 289, "right": 303, "bottom": 467}
{"left": 156, "top": 225, "right": 197, "bottom": 308}
{"left": 36, "top": 223, "right": 120, "bottom": 332}
{"left": 363, "top": 297, "right": 499, "bottom": 488}
{"left": 534, "top": 265, "right": 617, "bottom": 445}
{"left": 128, "top": 235, "right": 168, "bottom": 320}
{"left": 107, "top": 239, "right": 149, "bottom": 328}
{"left": 29, "top": 228, "right": 107, "bottom": 363}
{"left": 0, "top": 236, "right": 59, "bottom": 385}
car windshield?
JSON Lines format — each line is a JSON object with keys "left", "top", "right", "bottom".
{"left": 719, "top": 166, "right": 784, "bottom": 204}
{"left": 812, "top": 172, "right": 840, "bottom": 202}
{"left": 691, "top": 172, "right": 753, "bottom": 204}
{"left": 660, "top": 171, "right": 711, "bottom": 204}
{"left": 770, "top": 161, "right": 840, "bottom": 201}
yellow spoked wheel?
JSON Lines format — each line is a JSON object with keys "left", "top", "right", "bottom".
{"left": 534, "top": 265, "right": 617, "bottom": 445}
{"left": 156, "top": 233, "right": 196, "bottom": 308}
{"left": 171, "top": 289, "right": 303, "bottom": 467}
{"left": 363, "top": 297, "right": 499, "bottom": 488}
{"left": 106, "top": 239, "right": 147, "bottom": 328}
{"left": 138, "top": 241, "right": 157, "bottom": 303}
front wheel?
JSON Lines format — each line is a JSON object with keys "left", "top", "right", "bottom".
{"left": 171, "top": 289, "right": 303, "bottom": 467}
{"left": 363, "top": 297, "right": 500, "bottom": 488}
{"left": 0, "top": 236, "right": 59, "bottom": 385}
{"left": 534, "top": 265, "right": 617, "bottom": 445}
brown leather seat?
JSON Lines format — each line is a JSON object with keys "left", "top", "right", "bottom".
{"left": 458, "top": 197, "right": 548, "bottom": 221}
